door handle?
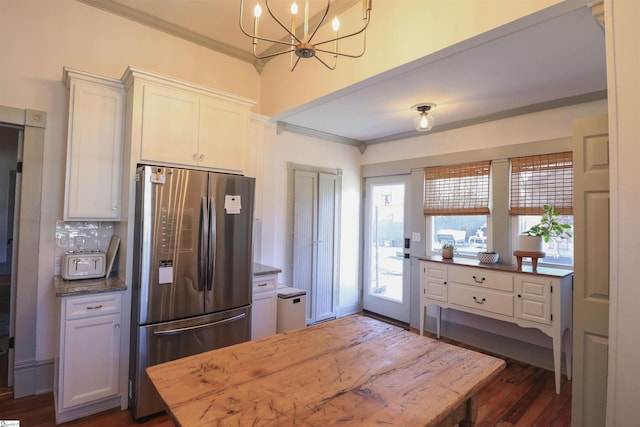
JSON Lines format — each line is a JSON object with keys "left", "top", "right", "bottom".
{"left": 199, "top": 197, "right": 208, "bottom": 292}
{"left": 153, "top": 313, "right": 246, "bottom": 336}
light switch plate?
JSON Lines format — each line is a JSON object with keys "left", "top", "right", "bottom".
{"left": 412, "top": 232, "right": 421, "bottom": 242}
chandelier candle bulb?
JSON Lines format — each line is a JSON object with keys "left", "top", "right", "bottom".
{"left": 291, "top": 2, "right": 297, "bottom": 35}
{"left": 253, "top": 3, "right": 261, "bottom": 45}
{"left": 304, "top": 0, "right": 309, "bottom": 39}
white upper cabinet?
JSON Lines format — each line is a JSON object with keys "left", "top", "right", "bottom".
{"left": 139, "top": 83, "right": 200, "bottom": 166}
{"left": 198, "top": 95, "right": 248, "bottom": 171}
{"left": 123, "top": 67, "right": 255, "bottom": 174}
{"left": 63, "top": 68, "right": 124, "bottom": 220}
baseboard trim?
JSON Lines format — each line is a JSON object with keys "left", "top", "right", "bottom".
{"left": 13, "top": 358, "right": 54, "bottom": 398}
{"left": 337, "top": 302, "right": 360, "bottom": 318}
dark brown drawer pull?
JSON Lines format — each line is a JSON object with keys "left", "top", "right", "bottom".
{"left": 473, "top": 296, "right": 486, "bottom": 304}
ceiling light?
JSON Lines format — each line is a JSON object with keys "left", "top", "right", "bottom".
{"left": 239, "top": 0, "right": 373, "bottom": 71}
{"left": 412, "top": 103, "right": 436, "bottom": 132}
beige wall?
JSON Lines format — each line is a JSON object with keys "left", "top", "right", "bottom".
{"left": 605, "top": 0, "right": 640, "bottom": 424}
{"left": 3, "top": 3, "right": 637, "bottom": 423}
{"left": 0, "top": 0, "right": 260, "bottom": 362}
{"left": 258, "top": 0, "right": 562, "bottom": 117}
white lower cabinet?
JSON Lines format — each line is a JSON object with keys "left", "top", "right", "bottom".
{"left": 251, "top": 274, "right": 277, "bottom": 340}
{"left": 55, "top": 292, "right": 123, "bottom": 423}
{"left": 419, "top": 258, "right": 573, "bottom": 395}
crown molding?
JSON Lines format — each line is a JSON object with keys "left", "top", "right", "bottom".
{"left": 276, "top": 121, "right": 367, "bottom": 154}
{"left": 76, "top": 0, "right": 261, "bottom": 70}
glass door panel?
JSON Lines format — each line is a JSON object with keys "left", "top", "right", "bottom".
{"left": 362, "top": 176, "right": 410, "bottom": 322}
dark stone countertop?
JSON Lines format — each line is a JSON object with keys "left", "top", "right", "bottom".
{"left": 417, "top": 255, "right": 573, "bottom": 278}
{"left": 253, "top": 263, "right": 282, "bottom": 276}
{"left": 54, "top": 275, "right": 127, "bottom": 297}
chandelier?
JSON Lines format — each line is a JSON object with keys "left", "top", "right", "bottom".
{"left": 239, "top": 0, "right": 373, "bottom": 71}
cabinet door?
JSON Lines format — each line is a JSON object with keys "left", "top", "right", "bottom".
{"left": 198, "top": 95, "right": 248, "bottom": 172}
{"left": 424, "top": 263, "right": 448, "bottom": 302}
{"left": 62, "top": 313, "right": 121, "bottom": 409}
{"left": 251, "top": 293, "right": 277, "bottom": 340}
{"left": 516, "top": 276, "right": 552, "bottom": 325}
{"left": 140, "top": 83, "right": 199, "bottom": 166}
{"left": 64, "top": 79, "right": 124, "bottom": 220}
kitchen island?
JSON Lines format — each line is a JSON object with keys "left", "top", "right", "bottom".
{"left": 146, "top": 315, "right": 505, "bottom": 426}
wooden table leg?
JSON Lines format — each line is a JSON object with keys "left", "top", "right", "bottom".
{"left": 459, "top": 394, "right": 479, "bottom": 427}
{"left": 516, "top": 255, "right": 523, "bottom": 269}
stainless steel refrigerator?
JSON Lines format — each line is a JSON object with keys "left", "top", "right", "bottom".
{"left": 129, "top": 165, "right": 254, "bottom": 419}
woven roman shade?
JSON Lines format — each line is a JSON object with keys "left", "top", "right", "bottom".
{"left": 423, "top": 161, "right": 491, "bottom": 215}
{"left": 509, "top": 152, "right": 573, "bottom": 215}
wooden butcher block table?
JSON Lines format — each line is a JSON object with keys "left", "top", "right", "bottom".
{"left": 146, "top": 315, "right": 505, "bottom": 426}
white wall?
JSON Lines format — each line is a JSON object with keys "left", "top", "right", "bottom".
{"left": 361, "top": 100, "right": 608, "bottom": 349}
{"left": 0, "top": 0, "right": 260, "bottom": 362}
{"left": 259, "top": 128, "right": 362, "bottom": 314}
{"left": 362, "top": 100, "right": 609, "bottom": 165}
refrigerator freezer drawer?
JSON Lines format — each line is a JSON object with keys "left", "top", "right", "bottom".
{"left": 130, "top": 305, "right": 251, "bottom": 419}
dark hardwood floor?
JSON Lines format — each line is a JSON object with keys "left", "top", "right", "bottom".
{"left": 0, "top": 319, "right": 570, "bottom": 426}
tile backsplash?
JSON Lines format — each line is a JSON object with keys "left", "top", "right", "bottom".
{"left": 54, "top": 220, "right": 114, "bottom": 275}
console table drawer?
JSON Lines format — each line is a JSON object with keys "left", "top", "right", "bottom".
{"left": 449, "top": 284, "right": 514, "bottom": 317}
{"left": 448, "top": 267, "right": 513, "bottom": 292}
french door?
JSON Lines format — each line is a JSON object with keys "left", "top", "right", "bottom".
{"left": 362, "top": 175, "right": 410, "bottom": 323}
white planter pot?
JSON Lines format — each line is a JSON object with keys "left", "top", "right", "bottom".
{"left": 518, "top": 235, "right": 543, "bottom": 252}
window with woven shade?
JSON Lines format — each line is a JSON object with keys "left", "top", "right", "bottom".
{"left": 509, "top": 152, "right": 573, "bottom": 215}
{"left": 423, "top": 160, "right": 491, "bottom": 216}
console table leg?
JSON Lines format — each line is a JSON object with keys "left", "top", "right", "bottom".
{"left": 436, "top": 306, "right": 442, "bottom": 339}
{"left": 565, "top": 327, "right": 573, "bottom": 380}
{"left": 553, "top": 334, "right": 562, "bottom": 394}
{"left": 420, "top": 305, "right": 425, "bottom": 336}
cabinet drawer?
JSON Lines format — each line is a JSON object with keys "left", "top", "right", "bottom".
{"left": 449, "top": 284, "right": 514, "bottom": 317}
{"left": 448, "top": 267, "right": 513, "bottom": 292}
{"left": 65, "top": 293, "right": 122, "bottom": 320}
{"left": 253, "top": 275, "right": 277, "bottom": 294}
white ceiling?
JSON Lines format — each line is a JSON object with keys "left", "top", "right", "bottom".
{"left": 80, "top": 0, "right": 607, "bottom": 146}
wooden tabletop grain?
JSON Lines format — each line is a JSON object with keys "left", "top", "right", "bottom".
{"left": 146, "top": 315, "right": 506, "bottom": 426}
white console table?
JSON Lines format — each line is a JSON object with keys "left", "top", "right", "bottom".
{"left": 418, "top": 256, "right": 573, "bottom": 394}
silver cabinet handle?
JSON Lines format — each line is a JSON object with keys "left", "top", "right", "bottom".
{"left": 472, "top": 275, "right": 485, "bottom": 283}
{"left": 473, "top": 296, "right": 486, "bottom": 304}
{"left": 192, "top": 154, "right": 198, "bottom": 160}
{"left": 199, "top": 154, "right": 205, "bottom": 161}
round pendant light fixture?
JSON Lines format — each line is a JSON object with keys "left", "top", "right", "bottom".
{"left": 411, "top": 103, "right": 437, "bottom": 132}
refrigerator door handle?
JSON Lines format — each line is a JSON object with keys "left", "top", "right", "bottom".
{"left": 199, "top": 197, "right": 209, "bottom": 292}
{"left": 152, "top": 313, "right": 247, "bottom": 336}
{"left": 207, "top": 195, "right": 216, "bottom": 291}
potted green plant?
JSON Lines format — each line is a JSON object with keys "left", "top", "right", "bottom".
{"left": 518, "top": 204, "right": 573, "bottom": 252}
{"left": 441, "top": 242, "right": 456, "bottom": 259}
